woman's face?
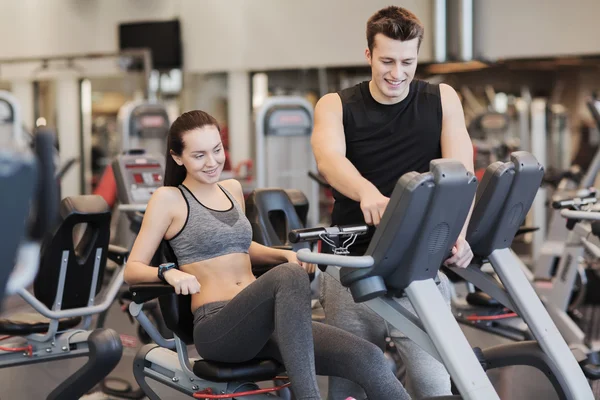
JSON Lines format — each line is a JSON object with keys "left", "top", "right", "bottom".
{"left": 172, "top": 125, "right": 226, "bottom": 184}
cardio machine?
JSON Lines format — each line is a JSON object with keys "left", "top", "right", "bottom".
{"left": 254, "top": 96, "right": 320, "bottom": 226}
{"left": 117, "top": 101, "right": 171, "bottom": 158}
{"left": 534, "top": 98, "right": 600, "bottom": 281}
{"left": 97, "top": 101, "right": 170, "bottom": 250}
{"left": 463, "top": 98, "right": 600, "bottom": 375}
{"left": 530, "top": 193, "right": 600, "bottom": 379}
{"left": 443, "top": 152, "right": 594, "bottom": 398}
{"left": 0, "top": 130, "right": 56, "bottom": 308}
{"left": 459, "top": 101, "right": 600, "bottom": 369}
{"left": 0, "top": 90, "right": 26, "bottom": 150}
{"left": 0, "top": 130, "right": 127, "bottom": 399}
{"left": 292, "top": 152, "right": 593, "bottom": 399}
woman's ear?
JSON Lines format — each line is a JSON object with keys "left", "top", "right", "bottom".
{"left": 170, "top": 150, "right": 183, "bottom": 166}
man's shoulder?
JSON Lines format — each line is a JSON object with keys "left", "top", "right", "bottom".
{"left": 337, "top": 81, "right": 367, "bottom": 104}
{"left": 413, "top": 79, "right": 441, "bottom": 98}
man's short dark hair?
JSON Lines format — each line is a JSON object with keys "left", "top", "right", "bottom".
{"left": 366, "top": 6, "right": 424, "bottom": 52}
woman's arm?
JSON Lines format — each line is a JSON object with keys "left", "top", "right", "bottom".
{"left": 124, "top": 187, "right": 177, "bottom": 284}
{"left": 249, "top": 242, "right": 316, "bottom": 273}
{"left": 124, "top": 187, "right": 201, "bottom": 294}
{"left": 248, "top": 242, "right": 289, "bottom": 265}
{"left": 222, "top": 178, "right": 317, "bottom": 273}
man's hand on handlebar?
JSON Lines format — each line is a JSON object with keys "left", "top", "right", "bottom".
{"left": 163, "top": 269, "right": 201, "bottom": 295}
{"left": 443, "top": 235, "right": 473, "bottom": 269}
{"left": 359, "top": 186, "right": 390, "bottom": 226}
{"left": 284, "top": 250, "right": 317, "bottom": 274}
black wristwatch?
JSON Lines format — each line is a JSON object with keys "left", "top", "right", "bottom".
{"left": 158, "top": 262, "right": 177, "bottom": 283}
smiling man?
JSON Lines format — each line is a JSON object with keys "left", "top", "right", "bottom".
{"left": 311, "top": 6, "right": 475, "bottom": 400}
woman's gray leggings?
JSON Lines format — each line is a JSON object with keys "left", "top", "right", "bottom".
{"left": 193, "top": 263, "right": 410, "bottom": 400}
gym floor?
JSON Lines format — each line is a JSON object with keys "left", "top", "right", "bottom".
{"left": 1, "top": 287, "right": 599, "bottom": 399}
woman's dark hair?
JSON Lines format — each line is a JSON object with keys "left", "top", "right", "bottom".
{"left": 163, "top": 110, "right": 221, "bottom": 187}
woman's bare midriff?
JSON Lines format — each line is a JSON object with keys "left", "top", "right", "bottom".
{"left": 178, "top": 252, "right": 257, "bottom": 312}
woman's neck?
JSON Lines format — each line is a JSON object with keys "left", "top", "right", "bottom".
{"left": 182, "top": 177, "right": 218, "bottom": 195}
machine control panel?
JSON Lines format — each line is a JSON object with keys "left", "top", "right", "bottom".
{"left": 113, "top": 152, "right": 164, "bottom": 206}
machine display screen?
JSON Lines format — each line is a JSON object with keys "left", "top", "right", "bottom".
{"left": 276, "top": 114, "right": 304, "bottom": 125}
{"left": 139, "top": 115, "right": 167, "bottom": 128}
{"left": 126, "top": 163, "right": 162, "bottom": 185}
{"left": 266, "top": 108, "right": 312, "bottom": 136}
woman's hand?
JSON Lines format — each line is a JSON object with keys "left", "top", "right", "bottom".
{"left": 163, "top": 269, "right": 201, "bottom": 295}
{"left": 284, "top": 250, "right": 317, "bottom": 274}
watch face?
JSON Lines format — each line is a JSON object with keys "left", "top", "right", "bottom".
{"left": 159, "top": 263, "right": 175, "bottom": 280}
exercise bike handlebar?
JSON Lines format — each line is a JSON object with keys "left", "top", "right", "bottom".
{"left": 296, "top": 248, "right": 374, "bottom": 269}
{"left": 552, "top": 195, "right": 597, "bottom": 210}
{"left": 30, "top": 129, "right": 59, "bottom": 240}
{"left": 118, "top": 204, "right": 147, "bottom": 212}
{"left": 560, "top": 209, "right": 600, "bottom": 221}
{"left": 288, "top": 224, "right": 369, "bottom": 243}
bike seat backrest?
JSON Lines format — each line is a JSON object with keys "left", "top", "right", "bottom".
{"left": 467, "top": 151, "right": 544, "bottom": 257}
{"left": 283, "top": 189, "right": 309, "bottom": 228}
{"left": 245, "top": 189, "right": 309, "bottom": 251}
{"left": 34, "top": 195, "right": 111, "bottom": 310}
{"left": 340, "top": 160, "right": 477, "bottom": 292}
{"left": 157, "top": 240, "right": 195, "bottom": 344}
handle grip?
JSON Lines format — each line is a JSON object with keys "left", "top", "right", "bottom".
{"left": 289, "top": 227, "right": 327, "bottom": 243}
{"left": 289, "top": 225, "right": 369, "bottom": 243}
{"left": 30, "top": 129, "right": 59, "bottom": 240}
{"left": 552, "top": 196, "right": 597, "bottom": 210}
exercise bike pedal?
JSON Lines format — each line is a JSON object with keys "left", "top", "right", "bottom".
{"left": 580, "top": 351, "right": 600, "bottom": 380}
{"left": 466, "top": 291, "right": 503, "bottom": 308}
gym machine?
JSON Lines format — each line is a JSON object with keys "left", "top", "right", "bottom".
{"left": 254, "top": 96, "right": 319, "bottom": 227}
{"left": 0, "top": 129, "right": 125, "bottom": 399}
{"left": 294, "top": 152, "right": 593, "bottom": 399}
{"left": 117, "top": 101, "right": 171, "bottom": 158}
{"left": 109, "top": 102, "right": 170, "bottom": 249}
{"left": 0, "top": 90, "right": 25, "bottom": 149}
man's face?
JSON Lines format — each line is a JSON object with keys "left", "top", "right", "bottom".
{"left": 366, "top": 34, "right": 419, "bottom": 104}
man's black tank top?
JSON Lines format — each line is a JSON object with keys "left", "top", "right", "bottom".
{"left": 331, "top": 79, "right": 443, "bottom": 254}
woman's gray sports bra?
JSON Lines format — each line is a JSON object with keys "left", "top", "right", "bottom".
{"left": 168, "top": 184, "right": 253, "bottom": 266}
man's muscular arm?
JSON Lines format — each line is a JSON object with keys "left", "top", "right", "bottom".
{"left": 440, "top": 83, "right": 475, "bottom": 268}
{"left": 311, "top": 94, "right": 389, "bottom": 226}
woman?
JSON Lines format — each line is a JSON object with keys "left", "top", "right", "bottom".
{"left": 124, "top": 110, "right": 410, "bottom": 400}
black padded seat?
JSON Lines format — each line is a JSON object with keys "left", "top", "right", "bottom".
{"left": 0, "top": 312, "right": 82, "bottom": 335}
{"left": 591, "top": 221, "right": 600, "bottom": 239}
{"left": 193, "top": 358, "right": 284, "bottom": 383}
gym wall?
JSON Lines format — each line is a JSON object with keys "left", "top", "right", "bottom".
{"left": 0, "top": 0, "right": 432, "bottom": 73}
{"left": 475, "top": 0, "right": 600, "bottom": 61}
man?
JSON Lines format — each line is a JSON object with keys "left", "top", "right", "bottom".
{"left": 311, "top": 6, "right": 474, "bottom": 400}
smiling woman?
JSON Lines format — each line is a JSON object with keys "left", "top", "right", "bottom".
{"left": 121, "top": 109, "right": 412, "bottom": 400}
